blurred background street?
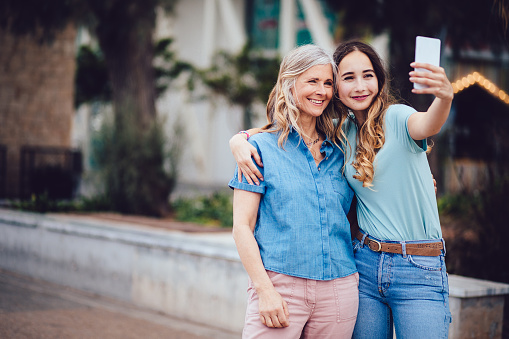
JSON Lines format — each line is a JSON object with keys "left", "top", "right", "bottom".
{"left": 0, "top": 269, "right": 238, "bottom": 339}
{"left": 1, "top": 0, "right": 508, "bottom": 338}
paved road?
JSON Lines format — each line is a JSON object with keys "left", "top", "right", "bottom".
{"left": 0, "top": 269, "right": 239, "bottom": 339}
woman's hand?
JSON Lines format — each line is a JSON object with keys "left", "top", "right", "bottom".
{"left": 229, "top": 133, "right": 264, "bottom": 185}
{"left": 409, "top": 63, "right": 453, "bottom": 101}
{"left": 408, "top": 63, "right": 454, "bottom": 140}
{"left": 257, "top": 287, "right": 290, "bottom": 328}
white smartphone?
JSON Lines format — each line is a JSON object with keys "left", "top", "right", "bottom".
{"left": 414, "top": 36, "right": 441, "bottom": 89}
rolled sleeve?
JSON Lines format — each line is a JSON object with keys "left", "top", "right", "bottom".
{"left": 228, "top": 168, "right": 266, "bottom": 194}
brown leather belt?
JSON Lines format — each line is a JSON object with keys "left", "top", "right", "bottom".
{"left": 355, "top": 231, "right": 443, "bottom": 256}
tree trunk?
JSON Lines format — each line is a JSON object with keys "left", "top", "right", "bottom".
{"left": 90, "top": 0, "right": 158, "bottom": 130}
{"left": 87, "top": 1, "right": 175, "bottom": 216}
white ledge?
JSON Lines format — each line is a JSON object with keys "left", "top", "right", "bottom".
{"left": 449, "top": 274, "right": 509, "bottom": 298}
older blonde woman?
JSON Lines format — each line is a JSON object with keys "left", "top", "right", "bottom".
{"left": 229, "top": 44, "right": 358, "bottom": 339}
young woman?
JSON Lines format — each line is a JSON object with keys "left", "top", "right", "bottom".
{"left": 230, "top": 40, "right": 453, "bottom": 338}
{"left": 229, "top": 44, "right": 359, "bottom": 338}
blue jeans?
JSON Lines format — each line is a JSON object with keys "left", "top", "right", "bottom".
{"left": 352, "top": 234, "right": 452, "bottom": 339}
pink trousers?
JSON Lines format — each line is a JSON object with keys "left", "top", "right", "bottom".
{"left": 242, "top": 271, "right": 359, "bottom": 339}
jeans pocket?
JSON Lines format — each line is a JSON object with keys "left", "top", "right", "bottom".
{"left": 352, "top": 238, "right": 361, "bottom": 253}
{"left": 407, "top": 254, "right": 442, "bottom": 271}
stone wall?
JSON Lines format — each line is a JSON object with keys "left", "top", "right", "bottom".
{"left": 0, "top": 24, "right": 77, "bottom": 198}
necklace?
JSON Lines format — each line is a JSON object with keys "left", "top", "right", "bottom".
{"left": 305, "top": 136, "right": 320, "bottom": 146}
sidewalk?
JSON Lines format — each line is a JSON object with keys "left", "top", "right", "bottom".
{"left": 0, "top": 208, "right": 247, "bottom": 335}
{"left": 0, "top": 269, "right": 239, "bottom": 339}
{"left": 2, "top": 209, "right": 508, "bottom": 338}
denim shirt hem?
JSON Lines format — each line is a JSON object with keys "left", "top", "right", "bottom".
{"left": 264, "top": 266, "right": 358, "bottom": 281}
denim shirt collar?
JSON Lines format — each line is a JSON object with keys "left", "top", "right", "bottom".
{"left": 287, "top": 126, "right": 335, "bottom": 157}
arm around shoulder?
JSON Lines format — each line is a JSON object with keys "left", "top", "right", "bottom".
{"left": 229, "top": 127, "right": 265, "bottom": 185}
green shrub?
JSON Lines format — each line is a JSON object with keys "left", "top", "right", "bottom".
{"left": 9, "top": 193, "right": 112, "bottom": 214}
{"left": 92, "top": 111, "right": 182, "bottom": 217}
{"left": 172, "top": 192, "right": 233, "bottom": 227}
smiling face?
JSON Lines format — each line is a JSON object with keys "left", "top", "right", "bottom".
{"left": 337, "top": 50, "right": 379, "bottom": 117}
{"left": 292, "top": 64, "right": 333, "bottom": 118}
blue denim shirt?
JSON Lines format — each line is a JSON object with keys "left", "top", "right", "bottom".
{"left": 229, "top": 129, "right": 356, "bottom": 280}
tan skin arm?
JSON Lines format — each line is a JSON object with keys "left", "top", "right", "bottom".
{"left": 408, "top": 62, "right": 454, "bottom": 140}
{"left": 232, "top": 188, "right": 290, "bottom": 328}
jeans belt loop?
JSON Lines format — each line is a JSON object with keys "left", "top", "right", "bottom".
{"left": 441, "top": 238, "right": 447, "bottom": 256}
{"left": 401, "top": 242, "right": 407, "bottom": 258}
{"left": 360, "top": 232, "right": 368, "bottom": 248}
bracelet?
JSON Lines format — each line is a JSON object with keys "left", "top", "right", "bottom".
{"left": 238, "top": 130, "right": 250, "bottom": 140}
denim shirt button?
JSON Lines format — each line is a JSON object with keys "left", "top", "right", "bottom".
{"left": 318, "top": 167, "right": 320, "bottom": 171}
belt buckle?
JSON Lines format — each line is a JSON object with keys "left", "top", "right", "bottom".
{"left": 368, "top": 238, "right": 382, "bottom": 252}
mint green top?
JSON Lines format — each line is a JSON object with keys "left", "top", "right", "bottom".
{"left": 343, "top": 104, "right": 442, "bottom": 241}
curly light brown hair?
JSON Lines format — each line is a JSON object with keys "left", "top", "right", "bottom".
{"left": 333, "top": 41, "right": 397, "bottom": 188}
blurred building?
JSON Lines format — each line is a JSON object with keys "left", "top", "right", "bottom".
{"left": 438, "top": 46, "right": 509, "bottom": 194}
{"left": 74, "top": 0, "right": 342, "bottom": 198}
{"left": 162, "top": 0, "right": 338, "bottom": 196}
{"left": 0, "top": 24, "right": 81, "bottom": 200}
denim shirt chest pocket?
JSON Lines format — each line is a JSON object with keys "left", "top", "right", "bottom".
{"left": 329, "top": 172, "right": 354, "bottom": 212}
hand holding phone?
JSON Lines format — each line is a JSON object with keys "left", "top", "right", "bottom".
{"left": 414, "top": 36, "right": 441, "bottom": 90}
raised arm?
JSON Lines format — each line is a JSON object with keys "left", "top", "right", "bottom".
{"left": 229, "top": 127, "right": 265, "bottom": 185}
{"left": 407, "top": 62, "right": 454, "bottom": 140}
{"left": 232, "top": 189, "right": 290, "bottom": 328}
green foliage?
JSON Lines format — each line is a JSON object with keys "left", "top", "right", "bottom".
{"left": 154, "top": 38, "right": 198, "bottom": 96}
{"left": 199, "top": 43, "right": 280, "bottom": 128}
{"left": 0, "top": 0, "right": 82, "bottom": 43}
{"left": 172, "top": 192, "right": 233, "bottom": 227}
{"left": 437, "top": 193, "right": 478, "bottom": 216}
{"left": 1, "top": 0, "right": 179, "bottom": 43}
{"left": 75, "top": 45, "right": 112, "bottom": 107}
{"left": 92, "top": 111, "right": 182, "bottom": 216}
{"left": 75, "top": 38, "right": 196, "bottom": 107}
{"left": 9, "top": 193, "right": 111, "bottom": 214}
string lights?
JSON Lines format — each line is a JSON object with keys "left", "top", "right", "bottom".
{"left": 451, "top": 72, "right": 509, "bottom": 105}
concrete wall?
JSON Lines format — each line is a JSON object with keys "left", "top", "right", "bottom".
{"left": 0, "top": 209, "right": 247, "bottom": 334}
{"left": 2, "top": 208, "right": 509, "bottom": 337}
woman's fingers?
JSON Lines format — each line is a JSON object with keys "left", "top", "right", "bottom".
{"left": 279, "top": 300, "right": 290, "bottom": 327}
{"left": 258, "top": 292, "right": 290, "bottom": 328}
{"left": 260, "top": 311, "right": 287, "bottom": 328}
{"left": 237, "top": 156, "right": 264, "bottom": 186}
{"left": 238, "top": 162, "right": 259, "bottom": 185}
{"left": 409, "top": 63, "right": 453, "bottom": 100}
{"left": 252, "top": 151, "right": 264, "bottom": 168}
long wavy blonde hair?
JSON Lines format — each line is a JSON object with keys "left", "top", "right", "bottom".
{"left": 263, "top": 45, "right": 346, "bottom": 148}
{"left": 333, "top": 41, "right": 397, "bottom": 188}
